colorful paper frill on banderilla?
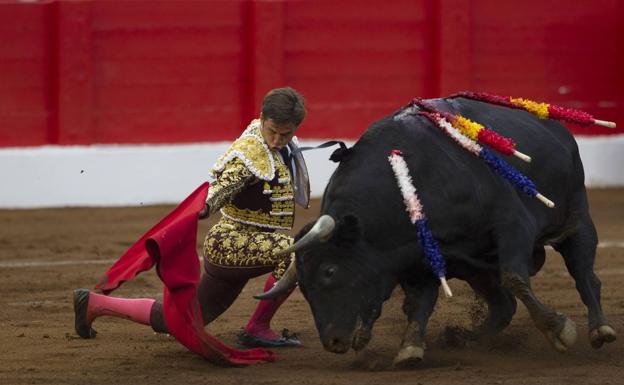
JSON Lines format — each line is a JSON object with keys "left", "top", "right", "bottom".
{"left": 454, "top": 91, "right": 616, "bottom": 128}
{"left": 417, "top": 110, "right": 555, "bottom": 209}
{"left": 413, "top": 99, "right": 531, "bottom": 163}
{"left": 388, "top": 150, "right": 452, "bottom": 298}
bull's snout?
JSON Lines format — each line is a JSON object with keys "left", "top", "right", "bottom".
{"left": 321, "top": 322, "right": 372, "bottom": 354}
{"left": 321, "top": 324, "right": 353, "bottom": 354}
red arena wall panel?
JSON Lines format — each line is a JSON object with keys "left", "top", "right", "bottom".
{"left": 0, "top": 3, "right": 54, "bottom": 146}
{"left": 90, "top": 1, "right": 246, "bottom": 143}
{"left": 281, "top": 0, "right": 435, "bottom": 139}
{"left": 0, "top": 0, "right": 622, "bottom": 148}
{"left": 463, "top": 0, "right": 623, "bottom": 136}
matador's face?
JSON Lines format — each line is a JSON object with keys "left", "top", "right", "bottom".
{"left": 260, "top": 117, "right": 298, "bottom": 152}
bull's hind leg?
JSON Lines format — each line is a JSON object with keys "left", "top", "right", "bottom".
{"left": 501, "top": 270, "right": 577, "bottom": 352}
{"left": 496, "top": 221, "right": 577, "bottom": 352}
{"left": 393, "top": 278, "right": 439, "bottom": 367}
{"left": 553, "top": 213, "right": 616, "bottom": 348}
{"left": 467, "top": 272, "right": 517, "bottom": 336}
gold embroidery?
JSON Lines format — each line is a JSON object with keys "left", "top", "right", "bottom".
{"left": 203, "top": 218, "right": 293, "bottom": 279}
{"left": 207, "top": 158, "right": 255, "bottom": 215}
{"left": 219, "top": 143, "right": 295, "bottom": 229}
{"left": 209, "top": 119, "right": 296, "bottom": 230}
{"left": 221, "top": 206, "right": 294, "bottom": 229}
{"left": 271, "top": 200, "right": 295, "bottom": 212}
{"left": 211, "top": 122, "right": 275, "bottom": 181}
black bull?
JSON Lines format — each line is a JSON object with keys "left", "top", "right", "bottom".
{"left": 284, "top": 97, "right": 616, "bottom": 364}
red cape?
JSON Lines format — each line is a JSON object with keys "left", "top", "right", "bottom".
{"left": 95, "top": 182, "right": 276, "bottom": 366}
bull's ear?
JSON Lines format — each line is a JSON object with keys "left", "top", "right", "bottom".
{"left": 329, "top": 147, "right": 352, "bottom": 163}
{"left": 336, "top": 214, "right": 361, "bottom": 244}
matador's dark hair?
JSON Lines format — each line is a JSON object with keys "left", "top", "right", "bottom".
{"left": 261, "top": 87, "right": 307, "bottom": 126}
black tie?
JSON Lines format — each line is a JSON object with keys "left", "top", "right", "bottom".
{"left": 279, "top": 147, "right": 293, "bottom": 177}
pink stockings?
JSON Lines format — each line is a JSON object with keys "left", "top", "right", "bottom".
{"left": 243, "top": 274, "right": 294, "bottom": 340}
{"left": 85, "top": 292, "right": 154, "bottom": 326}
{"left": 80, "top": 262, "right": 293, "bottom": 341}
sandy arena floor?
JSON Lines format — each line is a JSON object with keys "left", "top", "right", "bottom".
{"left": 1, "top": 189, "right": 623, "bottom": 385}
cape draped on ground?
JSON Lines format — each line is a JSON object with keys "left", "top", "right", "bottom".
{"left": 95, "top": 182, "right": 276, "bottom": 366}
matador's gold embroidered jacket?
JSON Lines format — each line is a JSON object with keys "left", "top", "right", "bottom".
{"left": 206, "top": 119, "right": 299, "bottom": 230}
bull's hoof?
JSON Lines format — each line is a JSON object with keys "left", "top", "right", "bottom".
{"left": 589, "top": 325, "right": 616, "bottom": 349}
{"left": 392, "top": 345, "right": 424, "bottom": 368}
{"left": 544, "top": 317, "right": 577, "bottom": 352}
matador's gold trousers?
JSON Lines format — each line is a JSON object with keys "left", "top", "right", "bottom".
{"left": 203, "top": 217, "right": 293, "bottom": 280}
{"left": 149, "top": 217, "right": 294, "bottom": 333}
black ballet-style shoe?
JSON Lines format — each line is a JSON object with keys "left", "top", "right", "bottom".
{"left": 73, "top": 289, "right": 97, "bottom": 339}
{"left": 237, "top": 328, "right": 301, "bottom": 348}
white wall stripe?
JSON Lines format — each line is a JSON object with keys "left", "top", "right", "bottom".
{"left": 0, "top": 135, "right": 620, "bottom": 208}
{"left": 596, "top": 241, "right": 624, "bottom": 248}
{"left": 538, "top": 268, "right": 624, "bottom": 278}
{"left": 0, "top": 140, "right": 355, "bottom": 208}
{"left": 545, "top": 241, "right": 624, "bottom": 250}
{"left": 0, "top": 258, "right": 205, "bottom": 268}
{"left": 0, "top": 259, "right": 117, "bottom": 268}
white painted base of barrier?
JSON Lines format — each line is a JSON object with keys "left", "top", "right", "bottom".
{"left": 0, "top": 135, "right": 622, "bottom": 208}
{"left": 577, "top": 135, "right": 624, "bottom": 187}
{"left": 0, "top": 140, "right": 353, "bottom": 208}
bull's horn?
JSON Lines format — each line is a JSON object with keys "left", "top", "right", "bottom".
{"left": 253, "top": 260, "right": 298, "bottom": 300}
{"left": 274, "top": 215, "right": 336, "bottom": 257}
{"left": 253, "top": 215, "right": 336, "bottom": 300}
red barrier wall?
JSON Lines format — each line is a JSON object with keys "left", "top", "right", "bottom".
{"left": 1, "top": 0, "right": 622, "bottom": 147}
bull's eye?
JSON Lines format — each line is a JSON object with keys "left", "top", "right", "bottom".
{"left": 318, "top": 263, "right": 338, "bottom": 286}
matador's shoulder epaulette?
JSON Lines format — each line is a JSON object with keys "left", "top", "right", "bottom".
{"left": 210, "top": 119, "right": 276, "bottom": 181}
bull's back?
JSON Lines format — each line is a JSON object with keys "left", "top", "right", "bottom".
{"left": 323, "top": 97, "right": 584, "bottom": 250}
{"left": 445, "top": 97, "right": 585, "bottom": 231}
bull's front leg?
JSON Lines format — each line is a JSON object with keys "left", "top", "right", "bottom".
{"left": 394, "top": 278, "right": 439, "bottom": 367}
{"left": 466, "top": 272, "right": 517, "bottom": 336}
